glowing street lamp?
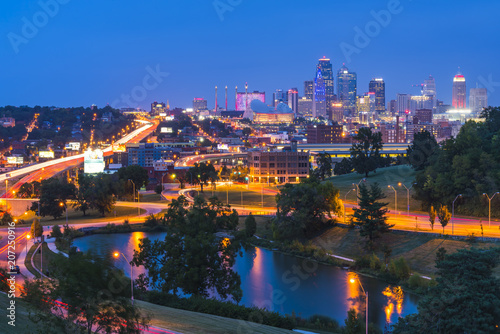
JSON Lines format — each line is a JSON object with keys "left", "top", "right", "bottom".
{"left": 113, "top": 252, "right": 134, "bottom": 305}
{"left": 398, "top": 182, "right": 414, "bottom": 216}
{"left": 349, "top": 277, "right": 368, "bottom": 334}
{"left": 26, "top": 234, "right": 31, "bottom": 256}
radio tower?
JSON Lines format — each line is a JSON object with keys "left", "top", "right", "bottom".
{"left": 215, "top": 86, "right": 218, "bottom": 113}
{"left": 245, "top": 82, "right": 248, "bottom": 111}
{"left": 235, "top": 86, "right": 238, "bottom": 110}
{"left": 225, "top": 86, "right": 228, "bottom": 111}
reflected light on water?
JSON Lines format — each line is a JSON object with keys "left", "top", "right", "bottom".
{"left": 346, "top": 272, "right": 362, "bottom": 314}
{"left": 382, "top": 286, "right": 404, "bottom": 323}
{"left": 132, "top": 232, "right": 145, "bottom": 251}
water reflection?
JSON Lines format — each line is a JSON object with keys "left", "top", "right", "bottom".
{"left": 383, "top": 286, "right": 404, "bottom": 323}
{"left": 72, "top": 232, "right": 419, "bottom": 329}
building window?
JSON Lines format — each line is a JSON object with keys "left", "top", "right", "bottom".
{"left": 254, "top": 163, "right": 259, "bottom": 167}
{"left": 269, "top": 163, "right": 275, "bottom": 168}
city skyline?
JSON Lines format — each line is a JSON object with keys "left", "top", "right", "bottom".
{"left": 1, "top": 1, "right": 499, "bottom": 109}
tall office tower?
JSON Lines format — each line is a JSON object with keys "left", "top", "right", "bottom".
{"left": 452, "top": 72, "right": 466, "bottom": 109}
{"left": 389, "top": 99, "right": 397, "bottom": 114}
{"left": 423, "top": 75, "right": 437, "bottom": 110}
{"left": 298, "top": 97, "right": 313, "bottom": 117}
{"left": 273, "top": 89, "right": 287, "bottom": 107}
{"left": 317, "top": 57, "right": 335, "bottom": 111}
{"left": 396, "top": 94, "right": 411, "bottom": 115}
{"left": 313, "top": 68, "right": 327, "bottom": 118}
{"left": 287, "top": 88, "right": 299, "bottom": 114}
{"left": 337, "top": 64, "right": 357, "bottom": 115}
{"left": 192, "top": 98, "right": 208, "bottom": 112}
{"left": 469, "top": 87, "right": 488, "bottom": 114}
{"left": 304, "top": 80, "right": 314, "bottom": 100}
{"left": 369, "top": 78, "right": 386, "bottom": 112}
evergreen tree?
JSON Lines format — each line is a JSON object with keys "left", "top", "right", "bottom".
{"left": 353, "top": 183, "right": 393, "bottom": 248}
{"left": 315, "top": 152, "right": 333, "bottom": 180}
{"left": 244, "top": 213, "right": 257, "bottom": 237}
{"left": 350, "top": 127, "right": 383, "bottom": 177}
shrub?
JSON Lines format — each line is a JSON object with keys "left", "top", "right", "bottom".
{"left": 369, "top": 253, "right": 382, "bottom": 271}
{"left": 244, "top": 214, "right": 257, "bottom": 237}
{"left": 408, "top": 274, "right": 429, "bottom": 290}
{"left": 389, "top": 257, "right": 411, "bottom": 281}
{"left": 50, "top": 224, "right": 63, "bottom": 239}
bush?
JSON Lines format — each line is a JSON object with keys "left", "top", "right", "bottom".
{"left": 389, "top": 257, "right": 411, "bottom": 281}
{"left": 244, "top": 214, "right": 257, "bottom": 237}
{"left": 50, "top": 225, "right": 63, "bottom": 239}
{"left": 154, "top": 184, "right": 163, "bottom": 194}
{"left": 369, "top": 253, "right": 382, "bottom": 271}
{"left": 408, "top": 274, "right": 429, "bottom": 290}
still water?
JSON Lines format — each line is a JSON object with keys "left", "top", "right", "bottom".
{"left": 73, "top": 232, "right": 419, "bottom": 329}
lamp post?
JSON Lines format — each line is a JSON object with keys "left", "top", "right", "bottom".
{"left": 349, "top": 277, "right": 368, "bottom": 334}
{"left": 483, "top": 192, "right": 499, "bottom": 228}
{"left": 59, "top": 202, "right": 68, "bottom": 226}
{"left": 452, "top": 194, "right": 462, "bottom": 235}
{"left": 26, "top": 234, "right": 31, "bottom": 257}
{"left": 352, "top": 179, "right": 366, "bottom": 205}
{"left": 113, "top": 252, "right": 134, "bottom": 305}
{"left": 398, "top": 182, "right": 414, "bottom": 216}
{"left": 128, "top": 180, "right": 139, "bottom": 216}
{"left": 344, "top": 189, "right": 355, "bottom": 224}
{"left": 388, "top": 185, "right": 397, "bottom": 213}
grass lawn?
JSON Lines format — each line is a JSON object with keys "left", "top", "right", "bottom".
{"left": 32, "top": 242, "right": 62, "bottom": 277}
{"left": 312, "top": 226, "right": 500, "bottom": 278}
{"left": 194, "top": 184, "right": 277, "bottom": 208}
{"left": 15, "top": 206, "right": 146, "bottom": 227}
{"left": 136, "top": 299, "right": 295, "bottom": 334}
{"left": 328, "top": 165, "right": 421, "bottom": 213}
{"left": 238, "top": 215, "right": 273, "bottom": 238}
{"left": 141, "top": 193, "right": 164, "bottom": 203}
{"left": 0, "top": 292, "right": 40, "bottom": 334}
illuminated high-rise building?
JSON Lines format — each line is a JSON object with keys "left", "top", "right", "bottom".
{"left": 273, "top": 89, "right": 287, "bottom": 107}
{"left": 304, "top": 80, "right": 314, "bottom": 100}
{"left": 192, "top": 98, "right": 208, "bottom": 112}
{"left": 312, "top": 68, "right": 326, "bottom": 118}
{"left": 469, "top": 87, "right": 488, "bottom": 114}
{"left": 287, "top": 88, "right": 299, "bottom": 114}
{"left": 337, "top": 64, "right": 357, "bottom": 115}
{"left": 151, "top": 101, "right": 166, "bottom": 115}
{"left": 452, "top": 72, "right": 466, "bottom": 109}
{"left": 369, "top": 78, "right": 385, "bottom": 112}
{"left": 316, "top": 57, "right": 335, "bottom": 112}
{"left": 396, "top": 94, "right": 411, "bottom": 115}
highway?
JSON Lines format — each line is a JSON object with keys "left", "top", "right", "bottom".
{"left": 1, "top": 119, "right": 158, "bottom": 198}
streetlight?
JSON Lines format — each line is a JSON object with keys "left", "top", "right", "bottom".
{"left": 398, "top": 182, "right": 414, "bottom": 216}
{"left": 59, "top": 202, "right": 68, "bottom": 226}
{"left": 113, "top": 252, "right": 134, "bottom": 305}
{"left": 388, "top": 185, "right": 397, "bottom": 213}
{"left": 352, "top": 179, "right": 366, "bottom": 205}
{"left": 26, "top": 234, "right": 31, "bottom": 256}
{"left": 349, "top": 276, "right": 368, "bottom": 334}
{"left": 452, "top": 194, "right": 462, "bottom": 235}
{"left": 483, "top": 192, "right": 499, "bottom": 228}
{"left": 344, "top": 189, "right": 355, "bottom": 224}
{"left": 128, "top": 180, "right": 140, "bottom": 216}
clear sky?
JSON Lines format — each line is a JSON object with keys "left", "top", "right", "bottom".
{"left": 1, "top": 0, "right": 499, "bottom": 110}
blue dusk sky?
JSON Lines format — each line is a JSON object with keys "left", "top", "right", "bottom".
{"left": 0, "top": 0, "right": 499, "bottom": 109}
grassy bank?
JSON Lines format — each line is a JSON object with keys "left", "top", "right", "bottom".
{"left": 0, "top": 292, "right": 40, "bottom": 334}
{"left": 194, "top": 184, "right": 277, "bottom": 207}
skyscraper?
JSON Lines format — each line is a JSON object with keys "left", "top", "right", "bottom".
{"left": 452, "top": 72, "right": 466, "bottom": 109}
{"left": 469, "top": 87, "right": 488, "bottom": 114}
{"left": 192, "top": 98, "right": 208, "bottom": 112}
{"left": 422, "top": 75, "right": 437, "bottom": 111}
{"left": 304, "top": 80, "right": 314, "bottom": 100}
{"left": 337, "top": 64, "right": 357, "bottom": 115}
{"left": 273, "top": 89, "right": 287, "bottom": 107}
{"left": 287, "top": 88, "right": 299, "bottom": 114}
{"left": 369, "top": 78, "right": 385, "bottom": 112}
{"left": 396, "top": 94, "right": 411, "bottom": 115}
{"left": 316, "top": 57, "right": 335, "bottom": 111}
{"left": 313, "top": 68, "right": 326, "bottom": 118}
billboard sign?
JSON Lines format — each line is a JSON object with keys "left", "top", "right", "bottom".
{"left": 7, "top": 157, "right": 23, "bottom": 164}
{"left": 39, "top": 151, "right": 54, "bottom": 158}
{"left": 65, "top": 142, "right": 81, "bottom": 151}
{"left": 84, "top": 149, "right": 105, "bottom": 174}
{"left": 161, "top": 127, "right": 173, "bottom": 133}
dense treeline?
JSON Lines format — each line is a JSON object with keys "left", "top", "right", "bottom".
{"left": 413, "top": 107, "right": 500, "bottom": 218}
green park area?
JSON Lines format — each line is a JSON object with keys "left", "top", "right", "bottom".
{"left": 193, "top": 184, "right": 278, "bottom": 208}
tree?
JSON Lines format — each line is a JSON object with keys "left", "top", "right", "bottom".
{"left": 118, "top": 165, "right": 149, "bottom": 194}
{"left": 342, "top": 308, "right": 363, "bottom": 334}
{"left": 428, "top": 205, "right": 437, "bottom": 231}
{"left": 24, "top": 252, "right": 149, "bottom": 334}
{"left": 352, "top": 183, "right": 393, "bottom": 248}
{"left": 133, "top": 195, "right": 242, "bottom": 302}
{"left": 350, "top": 127, "right": 383, "bottom": 177}
{"left": 50, "top": 224, "right": 63, "bottom": 239}
{"left": 393, "top": 248, "right": 500, "bottom": 334}
{"left": 245, "top": 213, "right": 257, "bottom": 237}
{"left": 154, "top": 183, "right": 163, "bottom": 194}
{"left": 315, "top": 152, "right": 333, "bottom": 180}
{"left": 187, "top": 162, "right": 217, "bottom": 193}
{"left": 275, "top": 177, "right": 343, "bottom": 239}
{"left": 407, "top": 130, "right": 439, "bottom": 170}
{"left": 437, "top": 204, "right": 451, "bottom": 234}
{"left": 0, "top": 212, "right": 13, "bottom": 226}
{"left": 89, "top": 174, "right": 117, "bottom": 216}
{"left": 31, "top": 178, "right": 75, "bottom": 220}
{"left": 18, "top": 181, "right": 40, "bottom": 198}
{"left": 30, "top": 219, "right": 43, "bottom": 240}
{"left": 334, "top": 157, "right": 353, "bottom": 175}
{"left": 73, "top": 173, "right": 92, "bottom": 216}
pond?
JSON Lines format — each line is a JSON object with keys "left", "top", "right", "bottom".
{"left": 73, "top": 232, "right": 419, "bottom": 329}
